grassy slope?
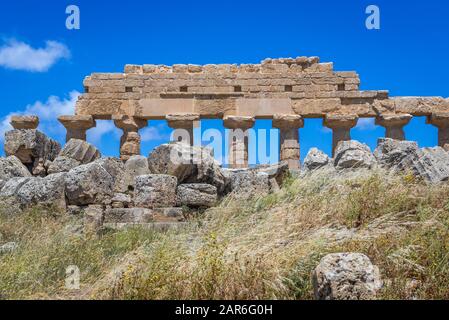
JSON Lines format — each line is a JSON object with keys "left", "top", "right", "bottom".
{"left": 0, "top": 169, "right": 448, "bottom": 300}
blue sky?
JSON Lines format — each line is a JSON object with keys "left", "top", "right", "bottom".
{"left": 0, "top": 0, "right": 448, "bottom": 163}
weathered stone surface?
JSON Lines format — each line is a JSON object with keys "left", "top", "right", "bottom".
{"left": 104, "top": 207, "right": 153, "bottom": 223}
{"left": 334, "top": 140, "right": 376, "bottom": 170}
{"left": 95, "top": 157, "right": 127, "bottom": 193}
{"left": 16, "top": 173, "right": 67, "bottom": 210}
{"left": 123, "top": 155, "right": 150, "bottom": 190}
{"left": 176, "top": 183, "right": 218, "bottom": 207}
{"left": 47, "top": 156, "right": 80, "bottom": 174}
{"left": 0, "top": 156, "right": 32, "bottom": 180}
{"left": 374, "top": 138, "right": 449, "bottom": 183}
{"left": 84, "top": 205, "right": 104, "bottom": 233}
{"left": 303, "top": 148, "right": 330, "bottom": 171}
{"left": 10, "top": 115, "right": 39, "bottom": 129}
{"left": 312, "top": 253, "right": 382, "bottom": 300}
{"left": 59, "top": 139, "right": 101, "bottom": 164}
{"left": 4, "top": 129, "right": 60, "bottom": 172}
{"left": 65, "top": 162, "right": 114, "bottom": 205}
{"left": 0, "top": 242, "right": 18, "bottom": 254}
{"left": 148, "top": 143, "right": 227, "bottom": 193}
{"left": 223, "top": 169, "right": 270, "bottom": 200}
{"left": 0, "top": 177, "right": 32, "bottom": 199}
{"left": 254, "top": 162, "right": 289, "bottom": 189}
{"left": 134, "top": 174, "right": 177, "bottom": 208}
{"left": 111, "top": 193, "right": 132, "bottom": 208}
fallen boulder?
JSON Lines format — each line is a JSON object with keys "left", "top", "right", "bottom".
{"left": 16, "top": 173, "right": 67, "bottom": 210}
{"left": 303, "top": 148, "right": 331, "bottom": 171}
{"left": 334, "top": 141, "right": 376, "bottom": 170}
{"left": 223, "top": 169, "right": 270, "bottom": 200}
{"left": 123, "top": 155, "right": 150, "bottom": 190}
{"left": 59, "top": 139, "right": 101, "bottom": 164}
{"left": 134, "top": 174, "right": 177, "bottom": 208}
{"left": 177, "top": 183, "right": 218, "bottom": 208}
{"left": 65, "top": 162, "right": 114, "bottom": 205}
{"left": 312, "top": 252, "right": 382, "bottom": 300}
{"left": 374, "top": 138, "right": 449, "bottom": 183}
{"left": 0, "top": 156, "right": 32, "bottom": 180}
{"left": 46, "top": 156, "right": 80, "bottom": 174}
{"left": 148, "top": 143, "right": 227, "bottom": 194}
{"left": 4, "top": 129, "right": 60, "bottom": 172}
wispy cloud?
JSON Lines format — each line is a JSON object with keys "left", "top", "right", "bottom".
{"left": 140, "top": 124, "right": 170, "bottom": 142}
{"left": 0, "top": 39, "right": 70, "bottom": 72}
{"left": 356, "top": 118, "right": 376, "bottom": 131}
{"left": 0, "top": 91, "right": 80, "bottom": 143}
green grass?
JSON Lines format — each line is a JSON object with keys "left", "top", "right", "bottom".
{"left": 1, "top": 168, "right": 448, "bottom": 300}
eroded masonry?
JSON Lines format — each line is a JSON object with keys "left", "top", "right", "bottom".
{"left": 52, "top": 57, "right": 449, "bottom": 169}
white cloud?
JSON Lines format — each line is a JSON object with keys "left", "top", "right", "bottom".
{"left": 87, "top": 121, "right": 121, "bottom": 145}
{"left": 0, "top": 91, "right": 80, "bottom": 143}
{"left": 0, "top": 39, "right": 70, "bottom": 72}
{"left": 140, "top": 125, "right": 170, "bottom": 142}
{"left": 356, "top": 118, "right": 376, "bottom": 131}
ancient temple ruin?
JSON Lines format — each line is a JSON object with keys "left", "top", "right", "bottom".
{"left": 48, "top": 56, "right": 449, "bottom": 169}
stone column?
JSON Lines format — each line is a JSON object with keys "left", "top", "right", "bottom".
{"left": 113, "top": 115, "right": 148, "bottom": 161}
{"left": 166, "top": 113, "right": 200, "bottom": 146}
{"left": 58, "top": 115, "right": 96, "bottom": 142}
{"left": 324, "top": 114, "right": 358, "bottom": 156}
{"left": 10, "top": 115, "right": 39, "bottom": 129}
{"left": 272, "top": 114, "right": 304, "bottom": 170}
{"left": 375, "top": 114, "right": 412, "bottom": 140}
{"left": 223, "top": 116, "right": 255, "bottom": 169}
{"left": 427, "top": 112, "right": 449, "bottom": 151}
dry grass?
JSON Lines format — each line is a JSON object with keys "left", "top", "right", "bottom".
{"left": 0, "top": 168, "right": 448, "bottom": 300}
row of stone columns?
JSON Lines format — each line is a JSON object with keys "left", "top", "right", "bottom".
{"left": 57, "top": 112, "right": 449, "bottom": 169}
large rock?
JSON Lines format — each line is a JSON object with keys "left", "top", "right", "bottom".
{"left": 65, "top": 162, "right": 114, "bottom": 205}
{"left": 4, "top": 129, "right": 60, "bottom": 172}
{"left": 104, "top": 208, "right": 153, "bottom": 223}
{"left": 312, "top": 253, "right": 382, "bottom": 300}
{"left": 16, "top": 173, "right": 67, "bottom": 210}
{"left": 123, "top": 155, "right": 150, "bottom": 190}
{"left": 134, "top": 174, "right": 177, "bottom": 208}
{"left": 0, "top": 156, "right": 32, "bottom": 180}
{"left": 95, "top": 157, "right": 127, "bottom": 193}
{"left": 59, "top": 139, "right": 101, "bottom": 164}
{"left": 148, "top": 143, "right": 227, "bottom": 194}
{"left": 223, "top": 169, "right": 270, "bottom": 200}
{"left": 303, "top": 148, "right": 330, "bottom": 171}
{"left": 46, "top": 156, "right": 80, "bottom": 174}
{"left": 374, "top": 138, "right": 449, "bottom": 183}
{"left": 334, "top": 140, "right": 376, "bottom": 170}
{"left": 176, "top": 183, "right": 218, "bottom": 208}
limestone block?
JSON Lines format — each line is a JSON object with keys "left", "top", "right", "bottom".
{"left": 4, "top": 129, "right": 61, "bottom": 172}
{"left": 0, "top": 156, "right": 32, "bottom": 180}
{"left": 176, "top": 183, "right": 218, "bottom": 208}
{"left": 303, "top": 148, "right": 331, "bottom": 171}
{"left": 134, "top": 174, "right": 178, "bottom": 208}
{"left": 312, "top": 253, "right": 382, "bottom": 300}
{"left": 104, "top": 208, "right": 153, "bottom": 223}
{"left": 334, "top": 140, "right": 376, "bottom": 170}
{"left": 10, "top": 116, "right": 39, "bottom": 129}
{"left": 59, "top": 139, "right": 101, "bottom": 164}
{"left": 123, "top": 155, "right": 150, "bottom": 190}
{"left": 47, "top": 156, "right": 81, "bottom": 175}
{"left": 124, "top": 64, "right": 143, "bottom": 74}
{"left": 292, "top": 98, "right": 342, "bottom": 116}
{"left": 65, "top": 162, "right": 114, "bottom": 205}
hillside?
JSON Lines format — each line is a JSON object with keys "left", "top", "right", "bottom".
{"left": 1, "top": 167, "right": 448, "bottom": 300}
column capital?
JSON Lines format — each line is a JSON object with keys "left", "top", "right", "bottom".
{"left": 58, "top": 115, "right": 96, "bottom": 130}
{"left": 223, "top": 116, "right": 255, "bottom": 130}
{"left": 10, "top": 115, "right": 39, "bottom": 129}
{"left": 427, "top": 112, "right": 449, "bottom": 128}
{"left": 113, "top": 115, "right": 147, "bottom": 131}
{"left": 375, "top": 113, "right": 412, "bottom": 127}
{"left": 272, "top": 114, "right": 304, "bottom": 129}
{"left": 166, "top": 113, "right": 200, "bottom": 129}
{"left": 324, "top": 114, "right": 358, "bottom": 129}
